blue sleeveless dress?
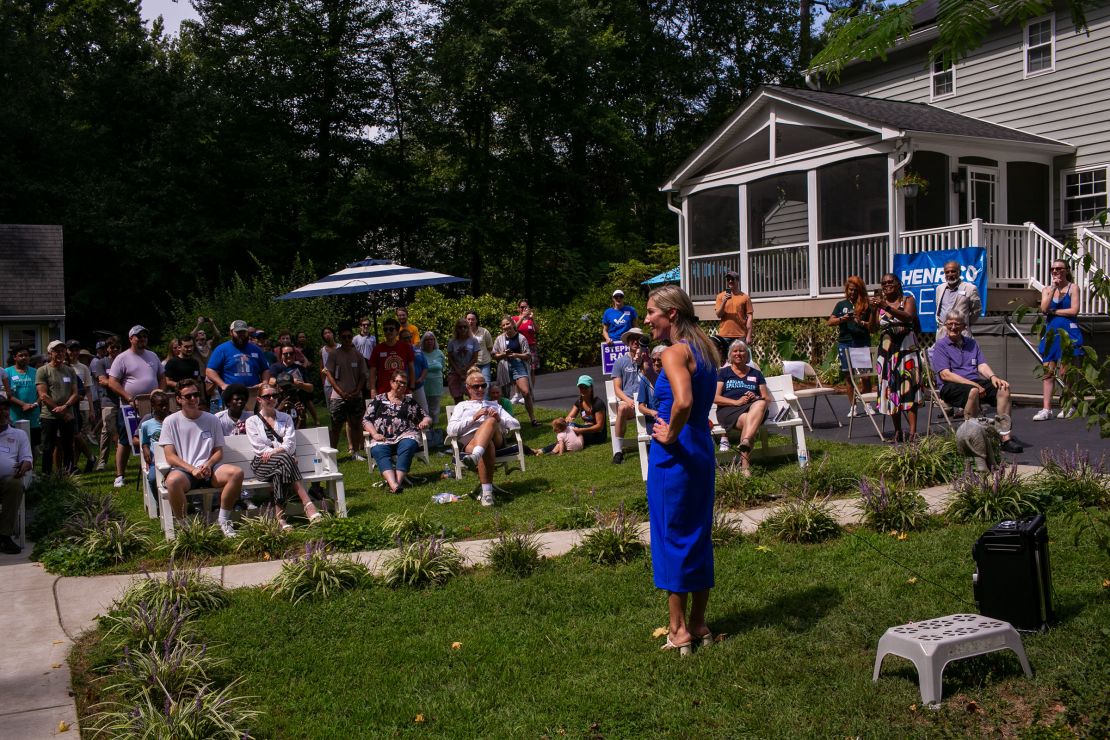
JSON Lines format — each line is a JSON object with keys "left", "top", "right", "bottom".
{"left": 1039, "top": 290, "right": 1084, "bottom": 363}
{"left": 647, "top": 343, "right": 716, "bottom": 593}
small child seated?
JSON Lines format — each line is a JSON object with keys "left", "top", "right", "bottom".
{"left": 540, "top": 417, "right": 583, "bottom": 456}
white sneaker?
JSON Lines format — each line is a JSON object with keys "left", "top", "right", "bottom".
{"left": 480, "top": 490, "right": 495, "bottom": 507}
{"left": 718, "top": 437, "right": 730, "bottom": 452}
{"left": 352, "top": 453, "right": 367, "bottom": 462}
{"left": 218, "top": 519, "right": 238, "bottom": 538}
{"left": 1032, "top": 408, "right": 1052, "bottom": 422}
{"left": 511, "top": 394, "right": 523, "bottom": 405}
{"left": 463, "top": 452, "right": 480, "bottom": 471}
{"left": 1057, "top": 408, "right": 1075, "bottom": 419}
{"left": 112, "top": 476, "right": 125, "bottom": 488}
{"left": 863, "top": 406, "right": 876, "bottom": 416}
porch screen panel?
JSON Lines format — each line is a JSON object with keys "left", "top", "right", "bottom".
{"left": 748, "top": 172, "right": 808, "bottom": 248}
{"left": 688, "top": 186, "right": 740, "bottom": 256}
{"left": 817, "top": 155, "right": 887, "bottom": 240}
{"left": 1007, "top": 162, "right": 1048, "bottom": 231}
{"left": 904, "top": 150, "right": 948, "bottom": 231}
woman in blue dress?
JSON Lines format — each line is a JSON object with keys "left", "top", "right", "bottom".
{"left": 645, "top": 285, "right": 720, "bottom": 656}
{"left": 1034, "top": 259, "right": 1084, "bottom": 421}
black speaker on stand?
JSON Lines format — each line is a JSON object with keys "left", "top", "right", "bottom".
{"left": 972, "top": 514, "right": 1054, "bottom": 632}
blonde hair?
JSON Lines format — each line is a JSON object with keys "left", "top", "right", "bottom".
{"left": 551, "top": 417, "right": 567, "bottom": 433}
{"left": 465, "top": 369, "right": 485, "bottom": 387}
{"left": 647, "top": 285, "right": 720, "bottom": 367}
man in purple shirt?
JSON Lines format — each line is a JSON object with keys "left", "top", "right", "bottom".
{"left": 932, "top": 312, "right": 1022, "bottom": 454}
{"left": 107, "top": 325, "right": 166, "bottom": 487}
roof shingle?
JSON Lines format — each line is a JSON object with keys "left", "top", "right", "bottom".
{"left": 0, "top": 225, "right": 66, "bottom": 317}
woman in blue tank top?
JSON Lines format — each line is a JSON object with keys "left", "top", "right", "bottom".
{"left": 644, "top": 285, "right": 720, "bottom": 656}
{"left": 1034, "top": 259, "right": 1084, "bottom": 421}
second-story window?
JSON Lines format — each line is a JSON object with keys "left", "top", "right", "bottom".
{"left": 1025, "top": 15, "right": 1055, "bottom": 77}
{"left": 931, "top": 58, "right": 954, "bottom": 99}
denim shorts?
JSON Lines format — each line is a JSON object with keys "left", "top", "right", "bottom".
{"left": 508, "top": 359, "right": 529, "bottom": 381}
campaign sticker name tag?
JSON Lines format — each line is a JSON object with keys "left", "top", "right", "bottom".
{"left": 351, "top": 362, "right": 358, "bottom": 368}
{"left": 200, "top": 431, "right": 212, "bottom": 440}
{"left": 251, "top": 353, "right": 258, "bottom": 358}
{"left": 746, "top": 376, "right": 757, "bottom": 382}
{"left": 0, "top": 445, "right": 11, "bottom": 454}
{"left": 63, "top": 377, "right": 72, "bottom": 383}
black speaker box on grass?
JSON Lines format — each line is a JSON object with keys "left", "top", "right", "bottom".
{"left": 972, "top": 514, "right": 1054, "bottom": 632}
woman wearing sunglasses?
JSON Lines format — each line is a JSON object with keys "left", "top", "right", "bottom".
{"left": 1034, "top": 260, "right": 1084, "bottom": 421}
{"left": 245, "top": 387, "right": 322, "bottom": 529}
{"left": 363, "top": 370, "right": 431, "bottom": 493}
{"left": 445, "top": 370, "right": 521, "bottom": 506}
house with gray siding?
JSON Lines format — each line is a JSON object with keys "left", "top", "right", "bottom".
{"left": 0, "top": 225, "right": 66, "bottom": 362}
{"left": 661, "top": 0, "right": 1110, "bottom": 320}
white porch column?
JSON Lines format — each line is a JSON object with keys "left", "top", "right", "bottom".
{"left": 971, "top": 218, "right": 985, "bottom": 246}
{"left": 887, "top": 152, "right": 899, "bottom": 270}
{"left": 807, "top": 169, "right": 819, "bottom": 297}
{"left": 738, "top": 183, "right": 750, "bottom": 295}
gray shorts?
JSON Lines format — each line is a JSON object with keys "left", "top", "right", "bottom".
{"left": 328, "top": 396, "right": 363, "bottom": 424}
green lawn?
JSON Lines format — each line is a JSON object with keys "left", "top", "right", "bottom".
{"left": 162, "top": 518, "right": 1108, "bottom": 738}
{"left": 61, "top": 405, "right": 884, "bottom": 572}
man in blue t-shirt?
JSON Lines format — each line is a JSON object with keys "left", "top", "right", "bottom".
{"left": 601, "top": 290, "right": 638, "bottom": 344}
{"left": 205, "top": 319, "right": 270, "bottom": 392}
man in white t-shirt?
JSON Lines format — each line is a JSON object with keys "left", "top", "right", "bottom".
{"left": 158, "top": 379, "right": 244, "bottom": 537}
{"left": 0, "top": 397, "right": 33, "bottom": 554}
{"left": 352, "top": 317, "right": 376, "bottom": 363}
{"left": 107, "top": 325, "right": 166, "bottom": 488}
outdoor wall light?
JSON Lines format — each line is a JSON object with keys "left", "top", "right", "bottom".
{"left": 951, "top": 171, "right": 967, "bottom": 195}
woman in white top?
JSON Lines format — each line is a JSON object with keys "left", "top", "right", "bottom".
{"left": 446, "top": 369, "right": 521, "bottom": 507}
{"left": 246, "top": 386, "right": 322, "bottom": 529}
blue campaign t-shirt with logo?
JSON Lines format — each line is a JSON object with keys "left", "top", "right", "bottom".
{"left": 717, "top": 365, "right": 766, "bottom": 402}
{"left": 602, "top": 306, "right": 638, "bottom": 341}
{"left": 207, "top": 340, "right": 268, "bottom": 386}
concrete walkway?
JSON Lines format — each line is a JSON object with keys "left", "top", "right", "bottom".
{"left": 2, "top": 465, "right": 1039, "bottom": 738}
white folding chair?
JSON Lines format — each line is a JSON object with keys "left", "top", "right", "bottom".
{"left": 782, "top": 360, "right": 842, "bottom": 431}
{"left": 604, "top": 379, "right": 639, "bottom": 463}
{"left": 444, "top": 405, "right": 526, "bottom": 482}
{"left": 846, "top": 347, "right": 886, "bottom": 441}
{"left": 920, "top": 350, "right": 954, "bottom": 435}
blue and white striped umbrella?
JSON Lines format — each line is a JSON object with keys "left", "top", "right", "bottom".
{"left": 275, "top": 259, "right": 469, "bottom": 300}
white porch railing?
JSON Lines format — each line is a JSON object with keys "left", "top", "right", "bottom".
{"left": 817, "top": 233, "right": 888, "bottom": 293}
{"left": 686, "top": 220, "right": 1105, "bottom": 313}
{"left": 687, "top": 251, "right": 742, "bottom": 301}
{"left": 748, "top": 244, "right": 809, "bottom": 298}
{"left": 1078, "top": 227, "right": 1110, "bottom": 315}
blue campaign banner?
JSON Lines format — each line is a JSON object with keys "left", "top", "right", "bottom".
{"left": 121, "top": 403, "right": 142, "bottom": 455}
{"left": 601, "top": 341, "right": 629, "bottom": 375}
{"left": 893, "top": 247, "right": 987, "bottom": 334}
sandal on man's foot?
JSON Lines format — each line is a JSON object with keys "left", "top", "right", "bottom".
{"left": 736, "top": 437, "right": 753, "bottom": 453}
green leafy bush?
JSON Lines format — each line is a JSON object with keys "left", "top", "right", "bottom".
{"left": 407, "top": 289, "right": 515, "bottom": 352}
{"left": 114, "top": 566, "right": 230, "bottom": 615}
{"left": 580, "top": 503, "right": 644, "bottom": 564}
{"left": 857, "top": 477, "right": 931, "bottom": 532}
{"left": 89, "top": 680, "right": 259, "bottom": 740}
{"left": 37, "top": 542, "right": 112, "bottom": 576}
{"left": 381, "top": 533, "right": 464, "bottom": 587}
{"left": 269, "top": 540, "right": 369, "bottom": 603}
{"left": 485, "top": 525, "right": 544, "bottom": 577}
{"left": 1034, "top": 446, "right": 1110, "bottom": 508}
{"left": 759, "top": 497, "right": 841, "bottom": 544}
{"left": 234, "top": 514, "right": 297, "bottom": 558}
{"left": 157, "top": 517, "right": 228, "bottom": 560}
{"left": 314, "top": 517, "right": 393, "bottom": 552}
{"left": 870, "top": 434, "right": 960, "bottom": 489}
{"left": 625, "top": 494, "right": 649, "bottom": 517}
{"left": 26, "top": 475, "right": 100, "bottom": 540}
{"left": 945, "top": 464, "right": 1051, "bottom": 523}
{"left": 100, "top": 598, "right": 197, "bottom": 652}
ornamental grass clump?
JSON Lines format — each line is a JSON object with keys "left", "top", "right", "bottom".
{"left": 100, "top": 598, "right": 197, "bottom": 652}
{"left": 88, "top": 680, "right": 259, "bottom": 740}
{"left": 870, "top": 433, "right": 960, "bottom": 489}
{"left": 759, "top": 493, "right": 841, "bottom": 544}
{"left": 74, "top": 519, "right": 153, "bottom": 564}
{"left": 580, "top": 503, "right": 644, "bottom": 564}
{"left": 485, "top": 523, "right": 543, "bottom": 577}
{"left": 381, "top": 507, "right": 441, "bottom": 544}
{"left": 269, "top": 539, "right": 369, "bottom": 603}
{"left": 711, "top": 506, "right": 746, "bottom": 546}
{"left": 858, "top": 477, "right": 931, "bottom": 532}
{"left": 946, "top": 463, "right": 1051, "bottom": 523}
{"left": 115, "top": 565, "right": 230, "bottom": 615}
{"left": 234, "top": 514, "right": 297, "bottom": 558}
{"left": 157, "top": 517, "right": 228, "bottom": 560}
{"left": 716, "top": 460, "right": 772, "bottom": 509}
{"left": 382, "top": 532, "right": 464, "bottom": 587}
{"left": 1035, "top": 446, "right": 1110, "bottom": 508}
{"left": 26, "top": 473, "right": 88, "bottom": 540}
{"left": 106, "top": 638, "right": 223, "bottom": 700}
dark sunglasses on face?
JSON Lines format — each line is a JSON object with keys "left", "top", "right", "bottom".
{"left": 469, "top": 383, "right": 488, "bottom": 390}
{"left": 179, "top": 392, "right": 200, "bottom": 400}
{"left": 260, "top": 393, "right": 278, "bottom": 399}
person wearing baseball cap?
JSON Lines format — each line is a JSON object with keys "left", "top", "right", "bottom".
{"left": 610, "top": 326, "right": 648, "bottom": 464}
{"left": 65, "top": 340, "right": 98, "bottom": 473}
{"left": 36, "top": 339, "right": 79, "bottom": 474}
{"left": 602, "top": 289, "right": 639, "bottom": 345}
{"left": 205, "top": 320, "right": 270, "bottom": 393}
{"left": 713, "top": 270, "right": 753, "bottom": 358}
{"left": 107, "top": 325, "right": 165, "bottom": 487}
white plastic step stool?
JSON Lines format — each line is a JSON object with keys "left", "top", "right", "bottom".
{"left": 873, "top": 613, "right": 1033, "bottom": 706}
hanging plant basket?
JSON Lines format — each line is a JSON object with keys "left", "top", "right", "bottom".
{"left": 894, "top": 172, "right": 929, "bottom": 198}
